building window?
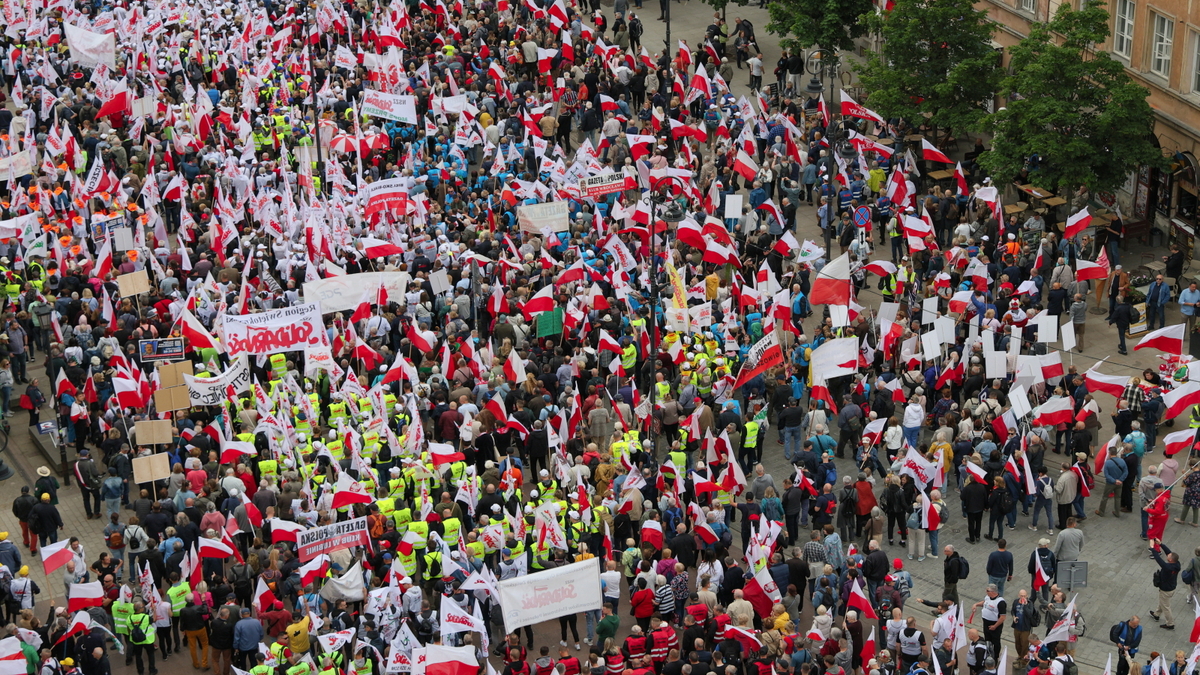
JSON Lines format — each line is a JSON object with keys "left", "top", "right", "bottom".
{"left": 1114, "top": 0, "right": 1134, "bottom": 57}
{"left": 1019, "top": 0, "right": 1036, "bottom": 12}
{"left": 1151, "top": 11, "right": 1174, "bottom": 77}
{"left": 1193, "top": 31, "right": 1200, "bottom": 91}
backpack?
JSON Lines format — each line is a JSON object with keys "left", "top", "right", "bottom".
{"left": 1129, "top": 306, "right": 1141, "bottom": 325}
{"left": 130, "top": 615, "right": 147, "bottom": 643}
{"left": 1056, "top": 657, "right": 1078, "bottom": 675}
{"left": 1110, "top": 621, "right": 1126, "bottom": 644}
{"left": 106, "top": 529, "right": 125, "bottom": 550}
{"left": 957, "top": 558, "right": 970, "bottom": 579}
{"left": 229, "top": 564, "right": 253, "bottom": 596}
{"left": 878, "top": 591, "right": 895, "bottom": 613}
{"left": 907, "top": 511, "right": 921, "bottom": 530}
{"left": 1185, "top": 560, "right": 1199, "bottom": 585}
{"left": 123, "top": 526, "right": 144, "bottom": 551}
{"left": 1000, "top": 490, "right": 1015, "bottom": 512}
{"left": 893, "top": 572, "right": 911, "bottom": 599}
{"left": 1040, "top": 478, "right": 1054, "bottom": 500}
{"left": 1028, "top": 602, "right": 1041, "bottom": 628}
{"left": 847, "top": 414, "right": 862, "bottom": 433}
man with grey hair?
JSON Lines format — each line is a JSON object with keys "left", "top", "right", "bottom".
{"left": 971, "top": 583, "right": 1007, "bottom": 659}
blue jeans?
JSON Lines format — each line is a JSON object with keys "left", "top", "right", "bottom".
{"left": 903, "top": 425, "right": 920, "bottom": 449}
{"left": 1146, "top": 304, "right": 1165, "bottom": 331}
{"left": 1073, "top": 493, "right": 1086, "bottom": 519}
{"left": 929, "top": 529, "right": 940, "bottom": 556}
{"left": 988, "top": 574, "right": 1007, "bottom": 597}
{"left": 1032, "top": 498, "right": 1055, "bottom": 530}
{"left": 782, "top": 427, "right": 803, "bottom": 461}
{"left": 1108, "top": 240, "right": 1121, "bottom": 267}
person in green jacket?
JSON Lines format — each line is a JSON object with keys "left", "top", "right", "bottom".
{"left": 595, "top": 603, "right": 620, "bottom": 645}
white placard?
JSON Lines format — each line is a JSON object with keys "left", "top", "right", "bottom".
{"left": 935, "top": 316, "right": 956, "bottom": 344}
{"left": 112, "top": 227, "right": 135, "bottom": 251}
{"left": 428, "top": 270, "right": 451, "bottom": 296}
{"left": 1037, "top": 313, "right": 1058, "bottom": 344}
{"left": 1061, "top": 322, "right": 1077, "bottom": 352}
{"left": 1015, "top": 357, "right": 1043, "bottom": 390}
{"left": 922, "top": 297, "right": 939, "bottom": 325}
{"left": 830, "top": 304, "right": 849, "bottom": 328}
{"left": 985, "top": 353, "right": 1007, "bottom": 379}
{"left": 1009, "top": 384, "right": 1033, "bottom": 419}
{"left": 361, "top": 90, "right": 419, "bottom": 124}
{"left": 922, "top": 331, "right": 941, "bottom": 362}
{"left": 878, "top": 302, "right": 900, "bottom": 325}
{"left": 724, "top": 195, "right": 743, "bottom": 220}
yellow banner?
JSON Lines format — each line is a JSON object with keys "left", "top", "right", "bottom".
{"left": 666, "top": 259, "right": 687, "bottom": 309}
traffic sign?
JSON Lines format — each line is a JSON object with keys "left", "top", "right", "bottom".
{"left": 854, "top": 205, "right": 872, "bottom": 228}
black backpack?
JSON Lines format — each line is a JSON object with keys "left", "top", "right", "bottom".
{"left": 229, "top": 564, "right": 253, "bottom": 596}
{"left": 1109, "top": 621, "right": 1126, "bottom": 644}
{"left": 1000, "top": 490, "right": 1015, "bottom": 512}
{"left": 957, "top": 558, "right": 970, "bottom": 579}
{"left": 130, "top": 615, "right": 148, "bottom": 643}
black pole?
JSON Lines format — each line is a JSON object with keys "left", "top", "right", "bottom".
{"left": 648, "top": 198, "right": 658, "bottom": 455}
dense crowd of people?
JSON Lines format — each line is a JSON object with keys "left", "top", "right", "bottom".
{"left": 0, "top": 2, "right": 1190, "bottom": 675}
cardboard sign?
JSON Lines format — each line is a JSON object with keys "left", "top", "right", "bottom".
{"left": 157, "top": 360, "right": 194, "bottom": 389}
{"left": 134, "top": 419, "right": 174, "bottom": 445}
{"left": 117, "top": 269, "right": 150, "bottom": 297}
{"left": 152, "top": 386, "right": 191, "bottom": 413}
{"left": 131, "top": 452, "right": 171, "bottom": 484}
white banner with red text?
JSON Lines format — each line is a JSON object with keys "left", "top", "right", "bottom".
{"left": 497, "top": 558, "right": 602, "bottom": 634}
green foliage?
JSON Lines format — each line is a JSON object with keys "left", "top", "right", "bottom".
{"left": 978, "top": 1, "right": 1165, "bottom": 194}
{"left": 856, "top": 0, "right": 1001, "bottom": 142}
{"left": 699, "top": 0, "right": 748, "bottom": 22}
{"left": 767, "top": 0, "right": 872, "bottom": 53}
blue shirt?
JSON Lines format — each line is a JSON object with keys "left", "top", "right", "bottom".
{"left": 1181, "top": 287, "right": 1200, "bottom": 316}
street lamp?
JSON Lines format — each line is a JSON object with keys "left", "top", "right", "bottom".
{"left": 804, "top": 49, "right": 858, "bottom": 219}
{"left": 646, "top": 177, "right": 687, "bottom": 455}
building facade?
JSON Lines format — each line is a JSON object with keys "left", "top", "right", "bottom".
{"left": 981, "top": 0, "right": 1200, "bottom": 258}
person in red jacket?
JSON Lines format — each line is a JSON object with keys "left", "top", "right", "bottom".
{"left": 630, "top": 578, "right": 656, "bottom": 632}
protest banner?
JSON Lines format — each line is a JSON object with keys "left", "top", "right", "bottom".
{"left": 361, "top": 91, "right": 418, "bottom": 124}
{"left": 497, "top": 559, "right": 602, "bottom": 634}
{"left": 182, "top": 357, "right": 252, "bottom": 406}
{"left": 298, "top": 517, "right": 371, "bottom": 561}
{"left": 518, "top": 201, "right": 570, "bottom": 233}
{"left": 222, "top": 304, "right": 324, "bottom": 357}
{"left": 304, "top": 272, "right": 412, "bottom": 314}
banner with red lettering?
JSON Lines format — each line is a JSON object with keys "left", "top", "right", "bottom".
{"left": 222, "top": 303, "right": 325, "bottom": 358}
{"left": 497, "top": 558, "right": 602, "bottom": 634}
{"left": 360, "top": 178, "right": 411, "bottom": 219}
{"left": 361, "top": 90, "right": 419, "bottom": 124}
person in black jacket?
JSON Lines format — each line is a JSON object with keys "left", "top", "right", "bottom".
{"left": 179, "top": 599, "right": 211, "bottom": 670}
{"left": 942, "top": 546, "right": 964, "bottom": 605}
{"left": 961, "top": 475, "right": 989, "bottom": 544}
{"left": 11, "top": 486, "right": 37, "bottom": 553}
{"left": 1150, "top": 540, "right": 1181, "bottom": 629}
{"left": 1108, "top": 294, "right": 1134, "bottom": 355}
{"left": 28, "top": 494, "right": 63, "bottom": 547}
{"left": 209, "top": 606, "right": 237, "bottom": 675}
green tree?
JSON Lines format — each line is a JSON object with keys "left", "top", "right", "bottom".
{"left": 978, "top": 1, "right": 1164, "bottom": 194}
{"left": 767, "top": 0, "right": 872, "bottom": 53}
{"left": 855, "top": 0, "right": 1001, "bottom": 145}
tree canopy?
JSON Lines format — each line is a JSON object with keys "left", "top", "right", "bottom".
{"left": 855, "top": 0, "right": 1001, "bottom": 143}
{"left": 767, "top": 0, "right": 872, "bottom": 53}
{"left": 978, "top": 1, "right": 1164, "bottom": 193}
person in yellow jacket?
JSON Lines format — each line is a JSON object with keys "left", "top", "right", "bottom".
{"left": 129, "top": 600, "right": 157, "bottom": 675}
